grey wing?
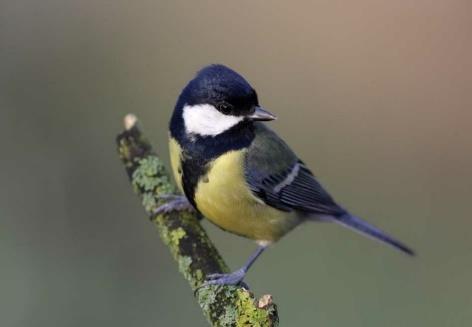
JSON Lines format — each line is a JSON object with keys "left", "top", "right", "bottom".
{"left": 245, "top": 123, "right": 345, "bottom": 216}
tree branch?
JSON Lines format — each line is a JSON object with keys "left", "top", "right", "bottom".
{"left": 116, "top": 114, "right": 279, "bottom": 327}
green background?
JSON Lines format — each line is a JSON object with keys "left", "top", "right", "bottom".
{"left": 1, "top": 1, "right": 471, "bottom": 326}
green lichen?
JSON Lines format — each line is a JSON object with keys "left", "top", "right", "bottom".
{"left": 170, "top": 227, "right": 186, "bottom": 244}
{"left": 157, "top": 225, "right": 186, "bottom": 256}
{"left": 220, "top": 304, "right": 238, "bottom": 326}
{"left": 132, "top": 156, "right": 174, "bottom": 197}
{"left": 132, "top": 157, "right": 160, "bottom": 191}
{"left": 197, "top": 286, "right": 217, "bottom": 313}
{"left": 142, "top": 193, "right": 157, "bottom": 212}
{"left": 154, "top": 224, "right": 194, "bottom": 283}
{"left": 233, "top": 290, "right": 276, "bottom": 327}
{"left": 196, "top": 286, "right": 277, "bottom": 327}
{"left": 178, "top": 255, "right": 193, "bottom": 280}
{"left": 117, "top": 139, "right": 132, "bottom": 162}
{"left": 195, "top": 269, "right": 203, "bottom": 283}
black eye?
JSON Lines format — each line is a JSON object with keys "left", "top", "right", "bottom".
{"left": 216, "top": 102, "right": 233, "bottom": 114}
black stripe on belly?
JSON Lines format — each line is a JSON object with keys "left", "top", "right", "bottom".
{"left": 180, "top": 155, "right": 209, "bottom": 208}
{"left": 177, "top": 122, "right": 255, "bottom": 208}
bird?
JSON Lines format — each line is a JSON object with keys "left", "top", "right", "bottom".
{"left": 157, "top": 64, "right": 414, "bottom": 287}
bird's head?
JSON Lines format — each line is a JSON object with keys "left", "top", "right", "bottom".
{"left": 173, "top": 64, "right": 276, "bottom": 138}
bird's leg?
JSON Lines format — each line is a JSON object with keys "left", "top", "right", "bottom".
{"left": 203, "top": 245, "right": 267, "bottom": 287}
{"left": 154, "top": 194, "right": 195, "bottom": 215}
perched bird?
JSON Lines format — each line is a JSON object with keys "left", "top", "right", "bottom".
{"left": 158, "top": 64, "right": 414, "bottom": 286}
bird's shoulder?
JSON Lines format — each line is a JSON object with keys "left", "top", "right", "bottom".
{"left": 245, "top": 123, "right": 298, "bottom": 175}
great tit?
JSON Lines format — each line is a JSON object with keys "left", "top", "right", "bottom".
{"left": 159, "top": 64, "right": 414, "bottom": 287}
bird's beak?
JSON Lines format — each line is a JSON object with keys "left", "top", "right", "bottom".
{"left": 248, "top": 106, "right": 277, "bottom": 121}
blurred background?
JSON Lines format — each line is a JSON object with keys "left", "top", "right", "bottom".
{"left": 1, "top": 1, "right": 471, "bottom": 326}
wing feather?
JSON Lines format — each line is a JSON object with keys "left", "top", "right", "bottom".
{"left": 245, "top": 123, "right": 345, "bottom": 216}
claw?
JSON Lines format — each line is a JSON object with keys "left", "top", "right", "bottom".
{"left": 154, "top": 195, "right": 195, "bottom": 215}
{"left": 194, "top": 246, "right": 267, "bottom": 296}
{"left": 205, "top": 273, "right": 225, "bottom": 280}
{"left": 157, "top": 194, "right": 184, "bottom": 201}
{"left": 202, "top": 268, "right": 247, "bottom": 287}
{"left": 194, "top": 271, "right": 250, "bottom": 297}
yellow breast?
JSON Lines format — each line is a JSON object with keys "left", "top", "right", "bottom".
{"left": 193, "top": 149, "right": 300, "bottom": 242}
{"left": 169, "top": 136, "right": 184, "bottom": 194}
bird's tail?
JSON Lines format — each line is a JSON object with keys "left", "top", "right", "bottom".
{"left": 332, "top": 214, "right": 415, "bottom": 256}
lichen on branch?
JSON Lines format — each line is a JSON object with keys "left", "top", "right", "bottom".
{"left": 116, "top": 114, "right": 279, "bottom": 327}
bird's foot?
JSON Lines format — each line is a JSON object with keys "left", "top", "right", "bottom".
{"left": 154, "top": 195, "right": 195, "bottom": 215}
{"left": 202, "top": 268, "right": 249, "bottom": 288}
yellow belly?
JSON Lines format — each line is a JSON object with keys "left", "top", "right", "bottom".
{"left": 169, "top": 136, "right": 184, "bottom": 194}
{"left": 193, "top": 149, "right": 301, "bottom": 242}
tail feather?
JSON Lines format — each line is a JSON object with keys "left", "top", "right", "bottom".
{"left": 333, "top": 214, "right": 415, "bottom": 256}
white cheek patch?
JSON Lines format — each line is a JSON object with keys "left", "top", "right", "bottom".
{"left": 182, "top": 104, "right": 244, "bottom": 136}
